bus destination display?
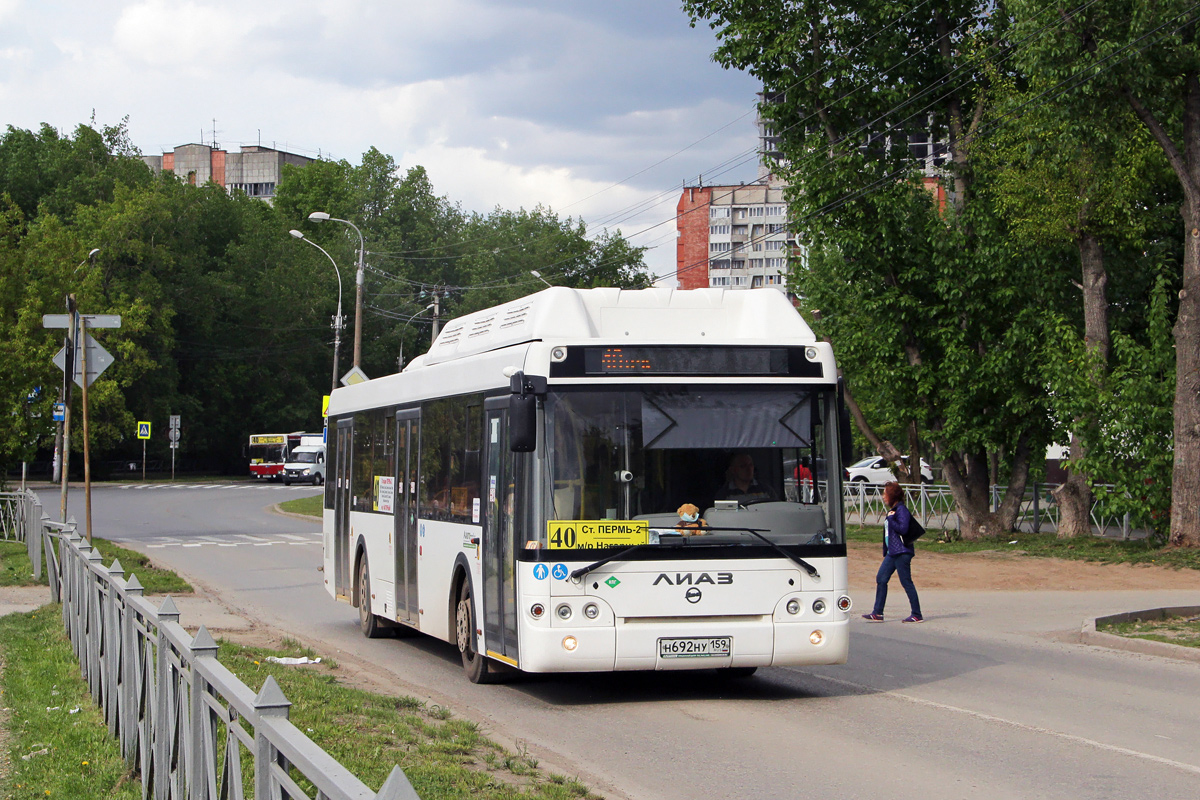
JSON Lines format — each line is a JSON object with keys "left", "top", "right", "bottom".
{"left": 584, "top": 347, "right": 785, "bottom": 376}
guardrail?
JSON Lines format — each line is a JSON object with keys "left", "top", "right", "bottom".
{"left": 6, "top": 490, "right": 420, "bottom": 800}
{"left": 842, "top": 481, "right": 1146, "bottom": 539}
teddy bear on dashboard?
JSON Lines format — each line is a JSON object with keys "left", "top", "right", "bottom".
{"left": 675, "top": 503, "right": 710, "bottom": 536}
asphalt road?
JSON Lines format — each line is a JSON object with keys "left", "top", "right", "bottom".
{"left": 60, "top": 482, "right": 1200, "bottom": 800}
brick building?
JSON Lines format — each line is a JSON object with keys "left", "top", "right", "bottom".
{"left": 675, "top": 181, "right": 794, "bottom": 292}
{"left": 143, "top": 143, "right": 313, "bottom": 202}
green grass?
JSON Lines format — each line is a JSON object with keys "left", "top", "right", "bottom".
{"left": 89, "top": 538, "right": 192, "bottom": 594}
{"left": 1098, "top": 614, "right": 1200, "bottom": 648}
{"left": 0, "top": 537, "right": 191, "bottom": 594}
{"left": 278, "top": 494, "right": 324, "bottom": 517}
{"left": 217, "top": 638, "right": 601, "bottom": 799}
{"left": 0, "top": 605, "right": 141, "bottom": 800}
{"left": 0, "top": 610, "right": 602, "bottom": 800}
{"left": 0, "top": 540, "right": 44, "bottom": 588}
{"left": 847, "top": 525, "right": 1200, "bottom": 571}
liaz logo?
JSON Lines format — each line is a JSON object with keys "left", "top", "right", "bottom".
{"left": 652, "top": 572, "right": 732, "bottom": 586}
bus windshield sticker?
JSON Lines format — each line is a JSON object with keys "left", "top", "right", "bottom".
{"left": 547, "top": 520, "right": 649, "bottom": 549}
{"left": 533, "top": 564, "right": 549, "bottom": 580}
{"left": 551, "top": 563, "right": 569, "bottom": 580}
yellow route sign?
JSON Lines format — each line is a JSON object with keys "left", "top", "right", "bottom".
{"left": 547, "top": 520, "right": 649, "bottom": 549}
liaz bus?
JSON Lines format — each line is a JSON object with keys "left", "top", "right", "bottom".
{"left": 323, "top": 287, "right": 852, "bottom": 683}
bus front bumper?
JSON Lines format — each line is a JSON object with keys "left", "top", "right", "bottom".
{"left": 514, "top": 616, "right": 849, "bottom": 673}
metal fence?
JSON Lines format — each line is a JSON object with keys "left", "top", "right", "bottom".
{"left": 2, "top": 490, "right": 420, "bottom": 800}
{"left": 842, "top": 482, "right": 1145, "bottom": 539}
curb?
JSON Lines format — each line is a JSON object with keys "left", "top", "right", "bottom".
{"left": 269, "top": 502, "right": 324, "bottom": 523}
{"left": 1081, "top": 606, "right": 1200, "bottom": 664}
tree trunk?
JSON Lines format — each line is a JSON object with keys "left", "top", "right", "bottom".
{"left": 1171, "top": 199, "right": 1200, "bottom": 547}
{"left": 1056, "top": 230, "right": 1108, "bottom": 538}
{"left": 1122, "top": 77, "right": 1200, "bottom": 548}
{"left": 942, "top": 436, "right": 1033, "bottom": 539}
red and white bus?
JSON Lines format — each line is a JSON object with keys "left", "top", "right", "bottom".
{"left": 248, "top": 432, "right": 317, "bottom": 480}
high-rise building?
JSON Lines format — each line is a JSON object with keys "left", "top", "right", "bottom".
{"left": 675, "top": 181, "right": 794, "bottom": 292}
{"left": 142, "top": 143, "right": 314, "bottom": 203}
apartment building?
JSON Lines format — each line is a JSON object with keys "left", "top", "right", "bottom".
{"left": 675, "top": 181, "right": 794, "bottom": 292}
{"left": 143, "top": 143, "right": 313, "bottom": 202}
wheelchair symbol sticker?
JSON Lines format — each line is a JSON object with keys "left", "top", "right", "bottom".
{"left": 533, "top": 563, "right": 549, "bottom": 580}
{"left": 551, "top": 563, "right": 569, "bottom": 580}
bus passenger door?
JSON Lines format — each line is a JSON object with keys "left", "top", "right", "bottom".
{"left": 482, "top": 401, "right": 519, "bottom": 661}
{"left": 334, "top": 418, "right": 354, "bottom": 600}
{"left": 394, "top": 409, "right": 420, "bottom": 627}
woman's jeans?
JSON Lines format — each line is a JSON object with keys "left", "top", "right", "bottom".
{"left": 873, "top": 552, "right": 921, "bottom": 617}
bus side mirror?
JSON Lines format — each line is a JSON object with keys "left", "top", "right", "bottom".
{"left": 510, "top": 394, "right": 537, "bottom": 452}
{"left": 509, "top": 370, "right": 546, "bottom": 453}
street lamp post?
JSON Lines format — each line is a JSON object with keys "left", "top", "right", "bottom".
{"left": 530, "top": 270, "right": 553, "bottom": 287}
{"left": 398, "top": 303, "right": 436, "bottom": 371}
{"left": 289, "top": 230, "right": 344, "bottom": 393}
{"left": 308, "top": 212, "right": 365, "bottom": 367}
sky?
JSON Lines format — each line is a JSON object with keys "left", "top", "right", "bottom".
{"left": 0, "top": 0, "right": 766, "bottom": 283}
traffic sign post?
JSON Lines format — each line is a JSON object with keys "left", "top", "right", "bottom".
{"left": 168, "top": 416, "right": 181, "bottom": 481}
{"left": 138, "top": 421, "right": 151, "bottom": 481}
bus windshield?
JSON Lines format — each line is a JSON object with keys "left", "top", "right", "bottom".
{"left": 249, "top": 444, "right": 285, "bottom": 463}
{"left": 544, "top": 387, "right": 841, "bottom": 546}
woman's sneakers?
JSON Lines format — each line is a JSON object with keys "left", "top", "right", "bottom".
{"left": 902, "top": 615, "right": 924, "bottom": 623}
{"left": 861, "top": 613, "right": 884, "bottom": 622}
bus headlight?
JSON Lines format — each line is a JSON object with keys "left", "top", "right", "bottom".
{"left": 786, "top": 599, "right": 801, "bottom": 615}
{"left": 530, "top": 603, "right": 545, "bottom": 619}
{"left": 812, "top": 598, "right": 827, "bottom": 614}
{"left": 583, "top": 603, "right": 599, "bottom": 619}
{"left": 837, "top": 596, "right": 852, "bottom": 612}
{"left": 556, "top": 603, "right": 572, "bottom": 620}
{"left": 810, "top": 630, "right": 825, "bottom": 645}
{"left": 562, "top": 635, "right": 578, "bottom": 651}
{"left": 551, "top": 346, "right": 568, "bottom": 362}
{"left": 805, "top": 346, "right": 818, "bottom": 361}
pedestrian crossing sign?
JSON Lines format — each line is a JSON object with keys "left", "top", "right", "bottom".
{"left": 137, "top": 421, "right": 151, "bottom": 440}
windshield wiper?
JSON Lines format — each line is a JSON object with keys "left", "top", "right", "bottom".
{"left": 568, "top": 528, "right": 820, "bottom": 581}
{"left": 703, "top": 526, "right": 821, "bottom": 579}
{"left": 570, "top": 543, "right": 668, "bottom": 581}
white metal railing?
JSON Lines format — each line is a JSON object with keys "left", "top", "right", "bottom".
{"left": 14, "top": 490, "right": 419, "bottom": 800}
{"left": 841, "top": 481, "right": 1147, "bottom": 539}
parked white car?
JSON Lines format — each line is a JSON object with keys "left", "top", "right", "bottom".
{"left": 846, "top": 455, "right": 933, "bottom": 486}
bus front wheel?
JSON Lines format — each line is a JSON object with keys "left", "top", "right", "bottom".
{"left": 357, "top": 555, "right": 386, "bottom": 639}
{"left": 456, "top": 581, "right": 498, "bottom": 684}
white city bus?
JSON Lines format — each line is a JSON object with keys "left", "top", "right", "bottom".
{"left": 323, "top": 287, "right": 852, "bottom": 683}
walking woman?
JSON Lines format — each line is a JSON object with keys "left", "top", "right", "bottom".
{"left": 862, "top": 481, "right": 923, "bottom": 623}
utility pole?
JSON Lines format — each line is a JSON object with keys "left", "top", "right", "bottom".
{"left": 431, "top": 292, "right": 440, "bottom": 344}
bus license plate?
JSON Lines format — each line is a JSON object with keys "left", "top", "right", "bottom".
{"left": 658, "top": 636, "right": 732, "bottom": 659}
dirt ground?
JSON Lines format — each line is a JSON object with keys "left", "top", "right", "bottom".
{"left": 847, "top": 540, "right": 1200, "bottom": 591}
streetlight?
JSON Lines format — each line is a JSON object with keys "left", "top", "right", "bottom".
{"left": 289, "top": 230, "right": 344, "bottom": 393}
{"left": 397, "top": 303, "right": 436, "bottom": 371}
{"left": 530, "top": 270, "right": 553, "bottom": 287}
{"left": 308, "top": 211, "right": 365, "bottom": 368}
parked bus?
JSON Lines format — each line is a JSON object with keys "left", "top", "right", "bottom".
{"left": 323, "top": 287, "right": 852, "bottom": 683}
{"left": 248, "top": 432, "right": 315, "bottom": 480}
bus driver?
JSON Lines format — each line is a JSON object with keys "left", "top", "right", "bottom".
{"left": 714, "top": 452, "right": 775, "bottom": 504}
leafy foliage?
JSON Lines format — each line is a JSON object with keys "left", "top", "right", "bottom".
{"left": 0, "top": 121, "right": 648, "bottom": 479}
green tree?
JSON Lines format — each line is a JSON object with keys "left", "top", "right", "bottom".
{"left": 1009, "top": 0, "right": 1200, "bottom": 545}
{"left": 685, "top": 0, "right": 1077, "bottom": 536}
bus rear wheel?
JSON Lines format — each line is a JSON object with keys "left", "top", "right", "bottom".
{"left": 456, "top": 581, "right": 498, "bottom": 684}
{"left": 358, "top": 555, "right": 386, "bottom": 639}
